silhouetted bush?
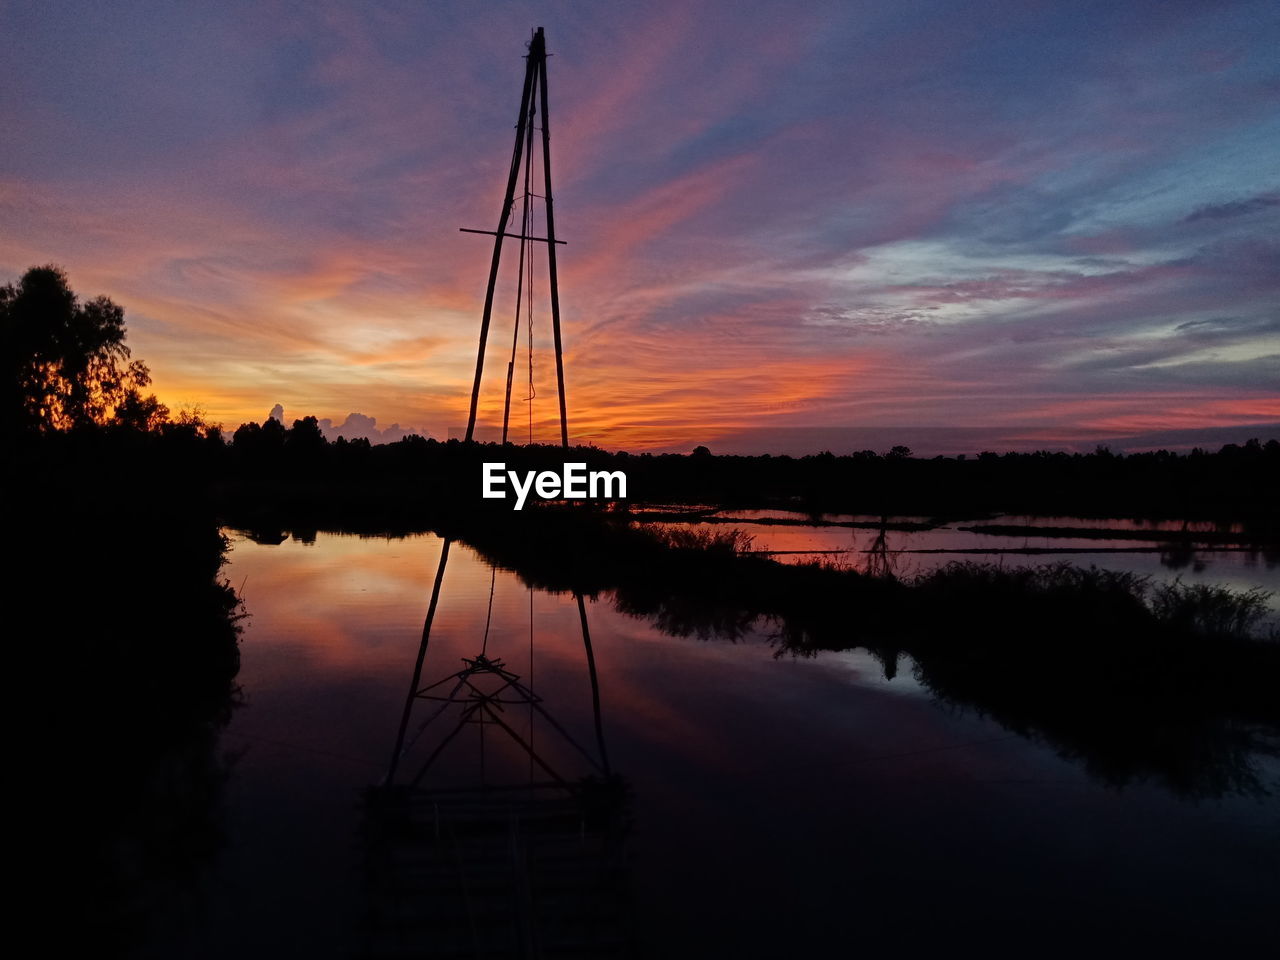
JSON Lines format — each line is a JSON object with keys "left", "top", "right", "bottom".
{"left": 16, "top": 454, "right": 243, "bottom": 951}
{"left": 1149, "top": 580, "right": 1274, "bottom": 639}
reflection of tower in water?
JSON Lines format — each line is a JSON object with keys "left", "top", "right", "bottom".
{"left": 362, "top": 542, "right": 629, "bottom": 957}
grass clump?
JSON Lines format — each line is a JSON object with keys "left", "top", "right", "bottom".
{"left": 1149, "top": 580, "right": 1274, "bottom": 640}
{"left": 650, "top": 526, "right": 755, "bottom": 556}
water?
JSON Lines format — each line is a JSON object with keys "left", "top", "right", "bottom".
{"left": 145, "top": 529, "right": 1280, "bottom": 957}
{"left": 655, "top": 511, "right": 1280, "bottom": 623}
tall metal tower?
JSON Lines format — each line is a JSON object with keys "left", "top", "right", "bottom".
{"left": 462, "top": 26, "right": 570, "bottom": 448}
{"left": 361, "top": 40, "right": 629, "bottom": 950}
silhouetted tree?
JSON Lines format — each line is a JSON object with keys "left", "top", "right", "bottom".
{"left": 231, "top": 415, "right": 288, "bottom": 459}
{"left": 114, "top": 389, "right": 171, "bottom": 433}
{"left": 167, "top": 406, "right": 218, "bottom": 441}
{"left": 2, "top": 265, "right": 163, "bottom": 435}
{"left": 261, "top": 415, "right": 286, "bottom": 446}
{"left": 287, "top": 415, "right": 326, "bottom": 453}
{"left": 231, "top": 421, "right": 261, "bottom": 448}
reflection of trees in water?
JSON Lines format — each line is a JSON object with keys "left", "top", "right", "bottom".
{"left": 895, "top": 636, "right": 1279, "bottom": 799}
{"left": 611, "top": 562, "right": 1279, "bottom": 800}
{"left": 1154, "top": 519, "right": 1280, "bottom": 572}
{"left": 613, "top": 587, "right": 758, "bottom": 641}
{"left": 21, "top": 496, "right": 242, "bottom": 951}
{"left": 1159, "top": 520, "right": 1207, "bottom": 572}
{"left": 1159, "top": 542, "right": 1204, "bottom": 571}
{"left": 862, "top": 514, "right": 899, "bottom": 580}
{"left": 85, "top": 720, "right": 236, "bottom": 949}
{"left": 1244, "top": 544, "right": 1280, "bottom": 570}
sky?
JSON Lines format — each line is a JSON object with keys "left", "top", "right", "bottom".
{"left": 2, "top": 0, "right": 1278, "bottom": 454}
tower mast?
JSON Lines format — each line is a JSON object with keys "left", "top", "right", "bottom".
{"left": 461, "top": 27, "right": 569, "bottom": 448}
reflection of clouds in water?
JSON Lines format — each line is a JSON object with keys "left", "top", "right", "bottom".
{"left": 820, "top": 649, "right": 929, "bottom": 699}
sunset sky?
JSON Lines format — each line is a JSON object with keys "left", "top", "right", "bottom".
{"left": 3, "top": 0, "right": 1278, "bottom": 453}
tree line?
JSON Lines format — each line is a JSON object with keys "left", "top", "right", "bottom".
{"left": 6, "top": 264, "right": 1278, "bottom": 524}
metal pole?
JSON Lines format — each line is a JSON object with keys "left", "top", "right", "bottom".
{"left": 576, "top": 593, "right": 611, "bottom": 775}
{"left": 501, "top": 360, "right": 515, "bottom": 444}
{"left": 502, "top": 82, "right": 539, "bottom": 445}
{"left": 387, "top": 538, "right": 452, "bottom": 784}
{"left": 535, "top": 30, "right": 570, "bottom": 448}
{"left": 464, "top": 44, "right": 538, "bottom": 443}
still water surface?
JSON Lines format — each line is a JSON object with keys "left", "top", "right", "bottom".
{"left": 149, "top": 529, "right": 1279, "bottom": 957}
